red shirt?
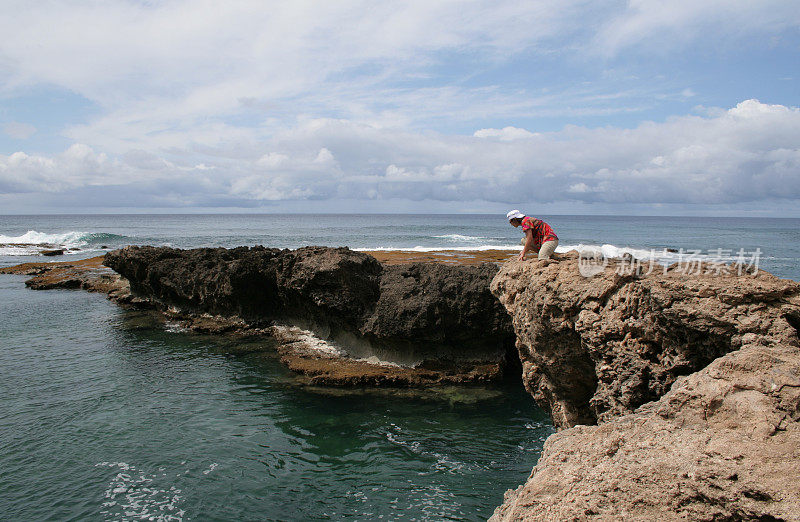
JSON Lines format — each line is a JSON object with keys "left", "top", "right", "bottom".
{"left": 521, "top": 216, "right": 558, "bottom": 245}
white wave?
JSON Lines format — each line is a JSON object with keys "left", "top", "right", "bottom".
{"left": 0, "top": 229, "right": 97, "bottom": 256}
{"left": 431, "top": 234, "right": 488, "bottom": 242}
{"left": 0, "top": 246, "right": 45, "bottom": 256}
{"left": 0, "top": 230, "right": 90, "bottom": 246}
{"left": 558, "top": 243, "right": 738, "bottom": 265}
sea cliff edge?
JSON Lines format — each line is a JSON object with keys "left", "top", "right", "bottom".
{"left": 489, "top": 252, "right": 800, "bottom": 520}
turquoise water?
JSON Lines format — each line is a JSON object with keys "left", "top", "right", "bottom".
{"left": 0, "top": 275, "right": 552, "bottom": 521}
{"left": 2, "top": 213, "right": 799, "bottom": 520}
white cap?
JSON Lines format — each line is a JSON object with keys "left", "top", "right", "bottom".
{"left": 506, "top": 209, "right": 525, "bottom": 221}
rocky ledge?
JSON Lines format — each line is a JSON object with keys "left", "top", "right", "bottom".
{"left": 489, "top": 252, "right": 800, "bottom": 520}
{"left": 0, "top": 256, "right": 131, "bottom": 296}
{"left": 98, "top": 245, "right": 517, "bottom": 386}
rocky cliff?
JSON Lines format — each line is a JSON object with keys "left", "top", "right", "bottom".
{"left": 103, "top": 245, "right": 516, "bottom": 384}
{"left": 489, "top": 253, "right": 800, "bottom": 520}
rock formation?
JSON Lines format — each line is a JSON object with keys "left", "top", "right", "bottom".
{"left": 103, "top": 245, "right": 517, "bottom": 384}
{"left": 489, "top": 252, "right": 800, "bottom": 520}
{"left": 0, "top": 255, "right": 130, "bottom": 296}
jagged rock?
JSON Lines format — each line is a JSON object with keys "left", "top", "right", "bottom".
{"left": 103, "top": 245, "right": 516, "bottom": 378}
{"left": 489, "top": 253, "right": 800, "bottom": 520}
{"left": 490, "top": 252, "right": 800, "bottom": 428}
{"left": 41, "top": 249, "right": 64, "bottom": 256}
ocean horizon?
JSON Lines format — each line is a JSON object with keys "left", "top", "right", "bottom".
{"left": 2, "top": 213, "right": 799, "bottom": 281}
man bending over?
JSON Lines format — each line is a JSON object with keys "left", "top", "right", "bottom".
{"left": 506, "top": 209, "right": 559, "bottom": 261}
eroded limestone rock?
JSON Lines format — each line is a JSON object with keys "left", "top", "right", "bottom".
{"left": 489, "top": 253, "right": 800, "bottom": 520}
{"left": 490, "top": 252, "right": 800, "bottom": 428}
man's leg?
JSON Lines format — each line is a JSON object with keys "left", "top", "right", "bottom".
{"left": 538, "top": 239, "right": 558, "bottom": 259}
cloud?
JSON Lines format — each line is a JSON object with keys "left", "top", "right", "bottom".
{"left": 2, "top": 100, "right": 798, "bottom": 210}
{"left": 0, "top": 144, "right": 109, "bottom": 192}
{"left": 474, "top": 126, "right": 537, "bottom": 141}
{"left": 2, "top": 0, "right": 795, "bottom": 158}
{"left": 0, "top": 0, "right": 589, "bottom": 152}
{"left": 595, "top": 0, "right": 800, "bottom": 56}
{"left": 3, "top": 121, "right": 36, "bottom": 139}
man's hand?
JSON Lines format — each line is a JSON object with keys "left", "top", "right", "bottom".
{"left": 517, "top": 251, "right": 526, "bottom": 261}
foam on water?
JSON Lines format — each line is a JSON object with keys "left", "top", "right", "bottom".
{"left": 385, "top": 424, "right": 484, "bottom": 475}
{"left": 95, "top": 462, "right": 185, "bottom": 521}
{"left": 557, "top": 243, "right": 740, "bottom": 266}
{"left": 358, "top": 242, "right": 738, "bottom": 267}
{"left": 432, "top": 234, "right": 490, "bottom": 242}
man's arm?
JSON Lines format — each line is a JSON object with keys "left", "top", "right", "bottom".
{"left": 519, "top": 229, "right": 534, "bottom": 260}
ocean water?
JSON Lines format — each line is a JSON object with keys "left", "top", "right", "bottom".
{"left": 1, "top": 214, "right": 798, "bottom": 280}
{"left": 1, "top": 214, "right": 799, "bottom": 520}
{"left": 0, "top": 278, "right": 551, "bottom": 521}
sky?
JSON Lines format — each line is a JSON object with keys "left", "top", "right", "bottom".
{"left": 0, "top": 0, "right": 798, "bottom": 215}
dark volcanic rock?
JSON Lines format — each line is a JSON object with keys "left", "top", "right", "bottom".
{"left": 104, "top": 245, "right": 514, "bottom": 367}
{"left": 41, "top": 249, "right": 64, "bottom": 256}
{"left": 364, "top": 263, "right": 512, "bottom": 346}
{"left": 104, "top": 246, "right": 381, "bottom": 326}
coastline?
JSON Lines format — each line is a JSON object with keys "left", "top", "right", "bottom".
{"left": 4, "top": 245, "right": 800, "bottom": 519}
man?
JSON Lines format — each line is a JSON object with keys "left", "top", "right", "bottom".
{"left": 506, "top": 209, "right": 559, "bottom": 261}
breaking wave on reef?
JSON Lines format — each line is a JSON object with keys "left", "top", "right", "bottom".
{"left": 558, "top": 243, "right": 741, "bottom": 266}
{"left": 432, "top": 234, "right": 491, "bottom": 242}
{"left": 359, "top": 242, "right": 741, "bottom": 266}
{"left": 0, "top": 230, "right": 125, "bottom": 255}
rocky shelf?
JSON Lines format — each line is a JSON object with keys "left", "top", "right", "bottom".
{"left": 3, "top": 246, "right": 800, "bottom": 520}
{"left": 2, "top": 246, "right": 519, "bottom": 387}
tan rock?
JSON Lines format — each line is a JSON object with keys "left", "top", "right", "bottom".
{"left": 489, "top": 253, "right": 800, "bottom": 520}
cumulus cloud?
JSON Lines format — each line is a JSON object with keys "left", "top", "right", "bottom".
{"left": 2, "top": 100, "right": 798, "bottom": 210}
